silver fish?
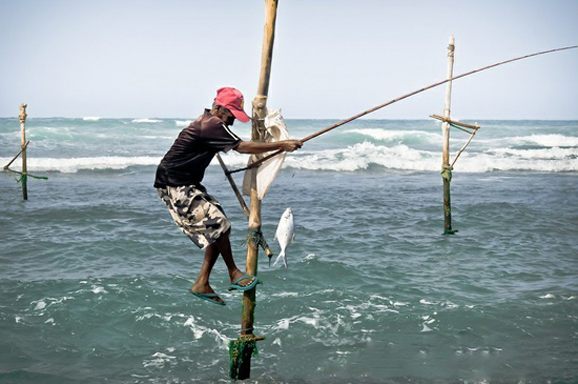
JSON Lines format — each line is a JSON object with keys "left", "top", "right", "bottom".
{"left": 273, "top": 207, "right": 295, "bottom": 268}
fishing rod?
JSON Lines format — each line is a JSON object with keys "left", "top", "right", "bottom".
{"left": 227, "top": 44, "right": 577, "bottom": 175}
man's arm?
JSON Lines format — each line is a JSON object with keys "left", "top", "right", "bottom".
{"left": 235, "top": 140, "right": 303, "bottom": 155}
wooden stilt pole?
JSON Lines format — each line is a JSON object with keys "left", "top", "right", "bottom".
{"left": 441, "top": 37, "right": 456, "bottom": 235}
{"left": 3, "top": 104, "right": 47, "bottom": 196}
{"left": 229, "top": 0, "right": 278, "bottom": 380}
{"left": 19, "top": 103, "right": 28, "bottom": 201}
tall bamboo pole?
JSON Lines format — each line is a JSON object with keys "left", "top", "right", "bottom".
{"left": 441, "top": 36, "right": 456, "bottom": 234}
{"left": 19, "top": 103, "right": 28, "bottom": 200}
{"left": 235, "top": 0, "right": 278, "bottom": 379}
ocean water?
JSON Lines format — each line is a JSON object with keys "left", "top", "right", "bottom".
{"left": 0, "top": 117, "right": 577, "bottom": 383}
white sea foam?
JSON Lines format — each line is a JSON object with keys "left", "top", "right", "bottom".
{"left": 2, "top": 127, "right": 576, "bottom": 174}
{"left": 490, "top": 146, "right": 578, "bottom": 160}
{"left": 275, "top": 318, "right": 291, "bottom": 330}
{"left": 346, "top": 128, "right": 441, "bottom": 144}
{"left": 132, "top": 118, "right": 163, "bottom": 123}
{"left": 297, "top": 316, "right": 319, "bottom": 326}
{"left": 515, "top": 134, "right": 578, "bottom": 148}
{"left": 421, "top": 324, "right": 433, "bottom": 332}
{"left": 174, "top": 120, "right": 192, "bottom": 127}
{"left": 8, "top": 156, "right": 162, "bottom": 173}
{"left": 91, "top": 285, "right": 107, "bottom": 294}
{"left": 4, "top": 145, "right": 576, "bottom": 174}
{"left": 183, "top": 316, "right": 229, "bottom": 349}
{"left": 83, "top": 117, "right": 101, "bottom": 121}
{"left": 303, "top": 253, "right": 316, "bottom": 262}
{"left": 456, "top": 152, "right": 578, "bottom": 172}
{"left": 142, "top": 352, "right": 176, "bottom": 368}
{"left": 287, "top": 142, "right": 438, "bottom": 172}
{"left": 272, "top": 292, "right": 299, "bottom": 298}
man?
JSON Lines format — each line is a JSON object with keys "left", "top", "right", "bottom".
{"left": 154, "top": 87, "right": 302, "bottom": 306}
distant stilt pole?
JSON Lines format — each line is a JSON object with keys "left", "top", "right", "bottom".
{"left": 19, "top": 103, "right": 28, "bottom": 200}
{"left": 3, "top": 103, "right": 47, "bottom": 197}
{"left": 441, "top": 37, "right": 456, "bottom": 234}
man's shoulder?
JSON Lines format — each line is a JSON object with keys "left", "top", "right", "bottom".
{"left": 199, "top": 112, "right": 225, "bottom": 131}
{"left": 188, "top": 109, "right": 240, "bottom": 143}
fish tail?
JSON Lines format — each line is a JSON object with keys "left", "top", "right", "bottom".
{"left": 273, "top": 250, "right": 285, "bottom": 267}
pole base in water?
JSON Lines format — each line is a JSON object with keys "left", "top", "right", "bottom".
{"left": 443, "top": 228, "right": 458, "bottom": 235}
{"left": 228, "top": 335, "right": 265, "bottom": 380}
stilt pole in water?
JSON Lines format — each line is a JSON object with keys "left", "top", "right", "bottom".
{"left": 441, "top": 37, "right": 456, "bottom": 235}
{"left": 19, "top": 103, "right": 28, "bottom": 200}
{"left": 229, "top": 0, "right": 278, "bottom": 380}
{"left": 3, "top": 104, "right": 47, "bottom": 197}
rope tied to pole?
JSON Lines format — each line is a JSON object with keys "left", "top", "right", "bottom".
{"left": 229, "top": 336, "right": 260, "bottom": 380}
{"left": 17, "top": 173, "right": 27, "bottom": 184}
{"left": 4, "top": 167, "right": 48, "bottom": 182}
{"left": 441, "top": 165, "right": 453, "bottom": 182}
{"left": 246, "top": 228, "right": 273, "bottom": 264}
{"left": 247, "top": 228, "right": 268, "bottom": 248}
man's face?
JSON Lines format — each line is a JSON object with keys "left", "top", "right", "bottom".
{"left": 222, "top": 108, "right": 235, "bottom": 126}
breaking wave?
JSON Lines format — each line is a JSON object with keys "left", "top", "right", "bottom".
{"left": 132, "top": 118, "right": 163, "bottom": 123}
{"left": 3, "top": 141, "right": 577, "bottom": 174}
{"left": 1, "top": 119, "right": 576, "bottom": 174}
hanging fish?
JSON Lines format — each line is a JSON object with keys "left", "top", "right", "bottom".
{"left": 273, "top": 207, "right": 295, "bottom": 268}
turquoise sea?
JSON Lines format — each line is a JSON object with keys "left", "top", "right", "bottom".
{"left": 1, "top": 117, "right": 577, "bottom": 383}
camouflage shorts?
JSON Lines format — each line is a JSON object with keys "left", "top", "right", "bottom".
{"left": 157, "top": 185, "right": 231, "bottom": 249}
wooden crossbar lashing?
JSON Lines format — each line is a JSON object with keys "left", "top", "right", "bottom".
{"left": 430, "top": 114, "right": 480, "bottom": 131}
{"left": 429, "top": 114, "right": 481, "bottom": 169}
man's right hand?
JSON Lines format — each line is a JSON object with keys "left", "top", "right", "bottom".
{"left": 280, "top": 140, "right": 303, "bottom": 152}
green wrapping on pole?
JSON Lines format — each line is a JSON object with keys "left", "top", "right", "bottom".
{"left": 7, "top": 169, "right": 48, "bottom": 182}
{"left": 247, "top": 227, "right": 274, "bottom": 266}
{"left": 229, "top": 337, "right": 258, "bottom": 380}
{"left": 247, "top": 228, "right": 270, "bottom": 252}
{"left": 441, "top": 165, "right": 453, "bottom": 182}
{"left": 247, "top": 228, "right": 263, "bottom": 245}
{"left": 17, "top": 173, "right": 27, "bottom": 184}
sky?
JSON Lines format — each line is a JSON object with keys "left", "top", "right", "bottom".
{"left": 0, "top": 0, "right": 577, "bottom": 120}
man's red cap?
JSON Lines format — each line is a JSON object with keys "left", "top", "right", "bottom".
{"left": 214, "top": 87, "right": 251, "bottom": 123}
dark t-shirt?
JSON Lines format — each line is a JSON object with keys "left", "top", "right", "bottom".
{"left": 154, "top": 110, "right": 242, "bottom": 188}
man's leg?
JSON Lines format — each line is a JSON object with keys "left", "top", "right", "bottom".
{"left": 191, "top": 242, "right": 220, "bottom": 294}
{"left": 214, "top": 230, "right": 255, "bottom": 288}
{"left": 191, "top": 230, "right": 254, "bottom": 296}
